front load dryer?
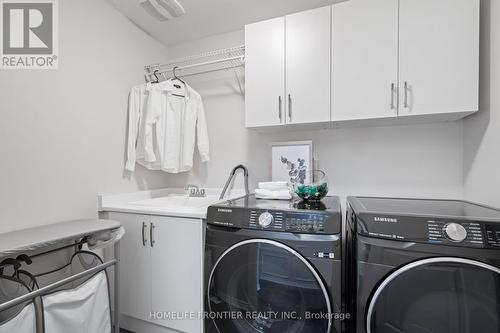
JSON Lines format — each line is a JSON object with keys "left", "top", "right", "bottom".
{"left": 346, "top": 196, "right": 500, "bottom": 333}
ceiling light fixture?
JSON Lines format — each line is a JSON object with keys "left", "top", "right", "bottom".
{"left": 139, "top": 0, "right": 186, "bottom": 21}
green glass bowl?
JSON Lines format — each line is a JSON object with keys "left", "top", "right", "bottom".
{"left": 296, "top": 170, "right": 329, "bottom": 201}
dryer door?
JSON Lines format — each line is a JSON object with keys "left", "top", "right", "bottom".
{"left": 207, "top": 239, "right": 332, "bottom": 333}
{"left": 367, "top": 257, "right": 500, "bottom": 333}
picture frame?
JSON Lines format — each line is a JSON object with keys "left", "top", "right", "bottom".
{"left": 271, "top": 141, "right": 313, "bottom": 186}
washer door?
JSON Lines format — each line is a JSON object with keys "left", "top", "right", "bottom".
{"left": 207, "top": 239, "right": 332, "bottom": 333}
{"left": 367, "top": 257, "right": 500, "bottom": 333}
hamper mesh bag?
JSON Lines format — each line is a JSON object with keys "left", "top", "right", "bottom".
{"left": 35, "top": 251, "right": 112, "bottom": 333}
{"left": 0, "top": 275, "right": 37, "bottom": 333}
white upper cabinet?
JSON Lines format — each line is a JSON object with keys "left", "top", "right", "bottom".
{"left": 332, "top": 0, "right": 399, "bottom": 121}
{"left": 398, "top": 0, "right": 480, "bottom": 116}
{"left": 286, "top": 6, "right": 331, "bottom": 124}
{"left": 245, "top": 6, "right": 331, "bottom": 128}
{"left": 245, "top": 17, "right": 285, "bottom": 127}
{"left": 246, "top": 0, "right": 479, "bottom": 128}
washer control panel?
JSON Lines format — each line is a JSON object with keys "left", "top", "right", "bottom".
{"left": 284, "top": 213, "right": 326, "bottom": 233}
{"left": 248, "top": 210, "right": 327, "bottom": 234}
{"left": 427, "top": 221, "right": 484, "bottom": 247}
{"left": 486, "top": 224, "right": 500, "bottom": 248}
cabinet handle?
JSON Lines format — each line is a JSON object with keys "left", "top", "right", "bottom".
{"left": 150, "top": 223, "right": 155, "bottom": 247}
{"left": 278, "top": 96, "right": 282, "bottom": 121}
{"left": 404, "top": 81, "right": 409, "bottom": 108}
{"left": 390, "top": 83, "right": 396, "bottom": 110}
{"left": 288, "top": 94, "right": 292, "bottom": 121}
{"left": 141, "top": 222, "right": 147, "bottom": 246}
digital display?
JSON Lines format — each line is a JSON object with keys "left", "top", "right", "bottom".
{"left": 285, "top": 213, "right": 326, "bottom": 233}
{"left": 485, "top": 224, "right": 500, "bottom": 247}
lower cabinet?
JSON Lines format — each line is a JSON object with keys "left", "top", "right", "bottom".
{"left": 150, "top": 216, "right": 204, "bottom": 333}
{"left": 113, "top": 213, "right": 152, "bottom": 322}
{"left": 104, "top": 212, "right": 204, "bottom": 333}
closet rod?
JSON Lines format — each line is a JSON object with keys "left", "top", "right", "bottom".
{"left": 152, "top": 55, "right": 244, "bottom": 75}
{"left": 0, "top": 259, "right": 117, "bottom": 312}
{"left": 170, "top": 62, "right": 244, "bottom": 78}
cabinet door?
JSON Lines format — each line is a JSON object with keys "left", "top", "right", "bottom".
{"left": 399, "top": 0, "right": 480, "bottom": 116}
{"left": 150, "top": 216, "right": 204, "bottom": 333}
{"left": 107, "top": 212, "right": 152, "bottom": 322}
{"left": 285, "top": 6, "right": 331, "bottom": 124}
{"left": 332, "top": 0, "right": 399, "bottom": 121}
{"left": 245, "top": 17, "right": 285, "bottom": 128}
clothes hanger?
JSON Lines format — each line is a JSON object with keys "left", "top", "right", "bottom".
{"left": 152, "top": 70, "right": 160, "bottom": 84}
{"left": 171, "top": 67, "right": 186, "bottom": 85}
{"left": 169, "top": 66, "right": 186, "bottom": 98}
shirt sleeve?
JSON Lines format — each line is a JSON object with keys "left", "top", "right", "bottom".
{"left": 196, "top": 97, "right": 210, "bottom": 162}
{"left": 125, "top": 87, "right": 140, "bottom": 171}
{"left": 142, "top": 86, "right": 159, "bottom": 163}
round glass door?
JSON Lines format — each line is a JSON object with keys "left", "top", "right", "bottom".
{"left": 207, "top": 239, "right": 332, "bottom": 333}
{"left": 367, "top": 257, "right": 500, "bottom": 333}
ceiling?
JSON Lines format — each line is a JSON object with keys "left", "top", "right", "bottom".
{"left": 105, "top": 0, "right": 340, "bottom": 46}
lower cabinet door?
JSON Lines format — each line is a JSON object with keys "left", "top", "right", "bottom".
{"left": 150, "top": 216, "right": 204, "bottom": 333}
{"left": 107, "top": 212, "right": 152, "bottom": 322}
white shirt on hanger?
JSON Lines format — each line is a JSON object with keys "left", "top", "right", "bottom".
{"left": 125, "top": 80, "right": 210, "bottom": 173}
{"left": 125, "top": 82, "right": 161, "bottom": 171}
{"left": 145, "top": 80, "right": 210, "bottom": 173}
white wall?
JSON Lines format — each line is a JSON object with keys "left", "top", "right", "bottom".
{"left": 162, "top": 31, "right": 465, "bottom": 204}
{"left": 0, "top": 0, "right": 169, "bottom": 232}
{"left": 1, "top": 2, "right": 485, "bottom": 235}
{"left": 463, "top": 0, "right": 500, "bottom": 208}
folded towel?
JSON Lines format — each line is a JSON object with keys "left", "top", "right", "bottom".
{"left": 255, "top": 189, "right": 292, "bottom": 200}
{"left": 258, "top": 181, "right": 289, "bottom": 191}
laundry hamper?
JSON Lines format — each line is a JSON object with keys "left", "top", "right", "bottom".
{"left": 36, "top": 251, "right": 112, "bottom": 333}
{"left": 0, "top": 219, "right": 122, "bottom": 333}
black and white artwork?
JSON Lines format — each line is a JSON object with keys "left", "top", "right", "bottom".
{"left": 271, "top": 141, "right": 313, "bottom": 186}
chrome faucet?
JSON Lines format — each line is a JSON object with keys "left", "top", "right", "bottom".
{"left": 219, "top": 165, "right": 250, "bottom": 200}
{"left": 185, "top": 184, "right": 206, "bottom": 197}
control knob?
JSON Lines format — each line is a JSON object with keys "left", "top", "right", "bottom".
{"left": 444, "top": 223, "right": 467, "bottom": 242}
{"left": 258, "top": 212, "right": 274, "bottom": 228}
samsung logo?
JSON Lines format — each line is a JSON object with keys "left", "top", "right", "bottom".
{"left": 374, "top": 217, "right": 398, "bottom": 223}
{"left": 217, "top": 208, "right": 233, "bottom": 213}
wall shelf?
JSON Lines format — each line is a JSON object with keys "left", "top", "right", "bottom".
{"left": 145, "top": 45, "right": 245, "bottom": 94}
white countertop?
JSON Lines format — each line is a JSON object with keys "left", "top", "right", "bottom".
{"left": 98, "top": 188, "right": 246, "bottom": 219}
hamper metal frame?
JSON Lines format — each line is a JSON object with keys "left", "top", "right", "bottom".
{"left": 0, "top": 219, "right": 122, "bottom": 333}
